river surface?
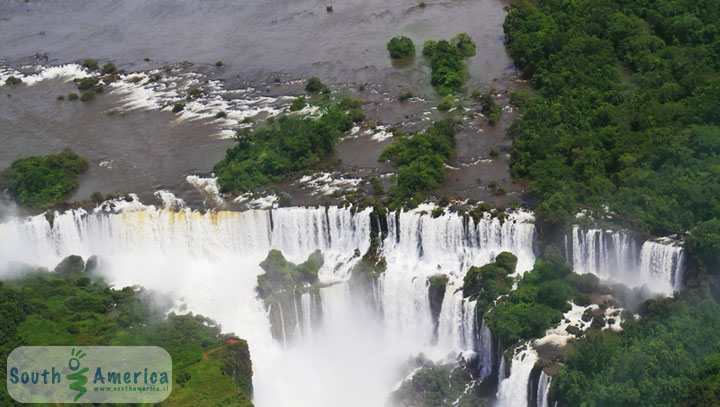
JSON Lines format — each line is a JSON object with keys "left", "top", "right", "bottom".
{"left": 1, "top": 0, "right": 520, "bottom": 208}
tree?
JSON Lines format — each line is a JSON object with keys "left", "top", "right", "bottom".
{"left": 387, "top": 36, "right": 416, "bottom": 59}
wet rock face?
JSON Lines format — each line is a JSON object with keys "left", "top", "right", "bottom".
{"left": 257, "top": 249, "right": 323, "bottom": 299}
{"left": 54, "top": 254, "right": 85, "bottom": 274}
{"left": 428, "top": 274, "right": 448, "bottom": 329}
{"left": 257, "top": 249, "right": 325, "bottom": 342}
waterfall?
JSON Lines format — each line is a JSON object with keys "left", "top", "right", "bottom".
{"left": 495, "top": 346, "right": 538, "bottom": 407}
{"left": 437, "top": 284, "right": 477, "bottom": 352}
{"left": 379, "top": 208, "right": 535, "bottom": 354}
{"left": 571, "top": 226, "right": 684, "bottom": 294}
{"left": 536, "top": 371, "right": 551, "bottom": 407}
{"left": 640, "top": 239, "right": 684, "bottom": 292}
{"left": 0, "top": 203, "right": 536, "bottom": 407}
{"left": 477, "top": 318, "right": 494, "bottom": 381}
{"left": 300, "top": 292, "right": 315, "bottom": 338}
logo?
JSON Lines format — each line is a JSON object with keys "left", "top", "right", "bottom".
{"left": 7, "top": 346, "right": 172, "bottom": 403}
{"left": 67, "top": 348, "right": 89, "bottom": 401}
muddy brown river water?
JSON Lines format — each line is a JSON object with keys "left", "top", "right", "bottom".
{"left": 0, "top": 0, "right": 520, "bottom": 209}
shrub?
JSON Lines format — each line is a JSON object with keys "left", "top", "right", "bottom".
{"left": 57, "top": 95, "right": 65, "bottom": 101}
{"left": 489, "top": 147, "right": 500, "bottom": 157}
{"left": 172, "top": 103, "right": 185, "bottom": 113}
{"left": 424, "top": 34, "right": 475, "bottom": 94}
{"left": 370, "top": 176, "right": 383, "bottom": 195}
{"left": 398, "top": 91, "right": 413, "bottom": 101}
{"left": 452, "top": 32, "right": 476, "bottom": 57}
{"left": 422, "top": 40, "right": 438, "bottom": 57}
{"left": 101, "top": 62, "right": 117, "bottom": 75}
{"left": 215, "top": 111, "right": 227, "bottom": 119}
{"left": 68, "top": 93, "right": 79, "bottom": 101}
{"left": 90, "top": 191, "right": 104, "bottom": 202}
{"left": 419, "top": 1, "right": 426, "bottom": 8}
{"left": 290, "top": 96, "right": 307, "bottom": 112}
{"left": 326, "top": 5, "right": 333, "bottom": 12}
{"left": 387, "top": 36, "right": 416, "bottom": 59}
{"left": 437, "top": 95, "right": 453, "bottom": 111}
{"left": 76, "top": 77, "right": 100, "bottom": 91}
{"left": 305, "top": 77, "right": 325, "bottom": 92}
{"left": 81, "top": 59, "right": 99, "bottom": 71}
{"left": 215, "top": 60, "right": 223, "bottom": 67}
{"left": 80, "top": 89, "right": 96, "bottom": 102}
{"left": 188, "top": 87, "right": 203, "bottom": 99}
{"left": 5, "top": 76, "right": 22, "bottom": 85}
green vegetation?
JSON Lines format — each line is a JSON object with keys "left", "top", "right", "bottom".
{"left": 452, "top": 32, "right": 476, "bottom": 57}
{"left": 56, "top": 94, "right": 64, "bottom": 101}
{"left": 379, "top": 119, "right": 456, "bottom": 207}
{"left": 68, "top": 93, "right": 79, "bottom": 101}
{"left": 398, "top": 91, "right": 413, "bottom": 102}
{"left": 101, "top": 62, "right": 117, "bottom": 75}
{"left": 504, "top": 0, "right": 720, "bottom": 236}
{"left": 81, "top": 58, "right": 99, "bottom": 71}
{"left": 172, "top": 103, "right": 185, "bottom": 113}
{"left": 423, "top": 33, "right": 475, "bottom": 94}
{"left": 256, "top": 250, "right": 323, "bottom": 340}
{"left": 74, "top": 77, "right": 103, "bottom": 94}
{"left": 80, "top": 89, "right": 96, "bottom": 102}
{"left": 305, "top": 76, "right": 325, "bottom": 93}
{"left": 483, "top": 246, "right": 594, "bottom": 346}
{"left": 554, "top": 289, "right": 720, "bottom": 407}
{"left": 476, "top": 92, "right": 501, "bottom": 125}
{"left": 216, "top": 111, "right": 227, "bottom": 119}
{"left": 214, "top": 102, "right": 358, "bottom": 193}
{"left": 391, "top": 360, "right": 489, "bottom": 407}
{"left": 0, "top": 257, "right": 254, "bottom": 406}
{"left": 5, "top": 76, "right": 22, "bottom": 85}
{"left": 437, "top": 95, "right": 453, "bottom": 111}
{"left": 463, "top": 252, "right": 516, "bottom": 317}
{"left": 188, "top": 87, "right": 203, "bottom": 99}
{"left": 290, "top": 96, "right": 307, "bottom": 111}
{"left": 387, "top": 36, "right": 416, "bottom": 59}
{"left": 216, "top": 60, "right": 223, "bottom": 67}
{"left": 257, "top": 249, "right": 321, "bottom": 298}
{"left": 0, "top": 149, "right": 89, "bottom": 208}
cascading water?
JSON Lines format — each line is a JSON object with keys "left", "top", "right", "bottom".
{"left": 571, "top": 226, "right": 684, "bottom": 294}
{"left": 380, "top": 207, "right": 535, "bottom": 357}
{"left": 477, "top": 318, "right": 494, "bottom": 381}
{"left": 536, "top": 371, "right": 551, "bottom": 407}
{"left": 640, "top": 239, "right": 684, "bottom": 292}
{"left": 0, "top": 202, "right": 537, "bottom": 406}
{"left": 495, "top": 346, "right": 538, "bottom": 407}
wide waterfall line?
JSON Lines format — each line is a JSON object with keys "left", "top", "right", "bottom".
{"left": 570, "top": 226, "right": 684, "bottom": 294}
{"left": 0, "top": 203, "right": 538, "bottom": 406}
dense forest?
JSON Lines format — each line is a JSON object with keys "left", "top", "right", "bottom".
{"left": 504, "top": 0, "right": 720, "bottom": 247}
{"left": 503, "top": 0, "right": 720, "bottom": 405}
{"left": 0, "top": 257, "right": 253, "bottom": 407}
